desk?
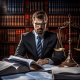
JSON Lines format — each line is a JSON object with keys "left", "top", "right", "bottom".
{"left": 0, "top": 70, "right": 80, "bottom": 80}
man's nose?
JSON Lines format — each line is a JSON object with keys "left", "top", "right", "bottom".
{"left": 38, "top": 25, "right": 42, "bottom": 28}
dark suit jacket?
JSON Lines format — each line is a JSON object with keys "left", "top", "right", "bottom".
{"left": 15, "top": 30, "right": 66, "bottom": 65}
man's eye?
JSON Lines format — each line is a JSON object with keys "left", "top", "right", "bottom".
{"left": 35, "top": 23, "right": 39, "bottom": 25}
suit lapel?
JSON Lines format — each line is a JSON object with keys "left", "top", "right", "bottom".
{"left": 29, "top": 31, "right": 38, "bottom": 60}
{"left": 41, "top": 31, "right": 50, "bottom": 58}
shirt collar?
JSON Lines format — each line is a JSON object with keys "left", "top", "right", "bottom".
{"left": 33, "top": 30, "right": 44, "bottom": 39}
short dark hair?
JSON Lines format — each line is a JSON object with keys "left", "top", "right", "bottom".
{"left": 32, "top": 10, "right": 48, "bottom": 23}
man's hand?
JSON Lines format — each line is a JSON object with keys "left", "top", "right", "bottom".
{"left": 37, "top": 59, "right": 49, "bottom": 65}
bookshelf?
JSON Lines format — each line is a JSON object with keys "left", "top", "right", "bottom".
{"left": 0, "top": 0, "right": 80, "bottom": 64}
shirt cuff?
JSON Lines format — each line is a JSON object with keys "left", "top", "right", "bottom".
{"left": 46, "top": 58, "right": 54, "bottom": 64}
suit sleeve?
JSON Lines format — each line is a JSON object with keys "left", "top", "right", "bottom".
{"left": 15, "top": 34, "right": 26, "bottom": 56}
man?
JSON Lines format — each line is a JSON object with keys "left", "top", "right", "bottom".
{"left": 15, "top": 10, "right": 66, "bottom": 65}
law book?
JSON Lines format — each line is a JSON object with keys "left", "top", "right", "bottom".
{"left": 45, "top": 1, "right": 48, "bottom": 13}
{"left": 49, "top": 0, "right": 51, "bottom": 13}
{"left": 20, "top": 15, "right": 23, "bottom": 26}
{"left": 25, "top": 0, "right": 29, "bottom": 13}
{"left": 19, "top": 0, "right": 22, "bottom": 13}
{"left": 0, "top": 55, "right": 45, "bottom": 76}
{"left": 41, "top": 1, "right": 44, "bottom": 11}
{"left": 25, "top": 28, "right": 29, "bottom": 33}
{"left": 12, "top": 0, "right": 15, "bottom": 13}
{"left": 25, "top": 14, "right": 29, "bottom": 26}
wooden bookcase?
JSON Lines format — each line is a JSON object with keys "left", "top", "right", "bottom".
{"left": 0, "top": 0, "right": 80, "bottom": 64}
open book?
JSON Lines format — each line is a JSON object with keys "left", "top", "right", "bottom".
{"left": 0, "top": 55, "right": 44, "bottom": 76}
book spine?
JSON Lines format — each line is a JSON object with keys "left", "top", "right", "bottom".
{"left": 32, "top": 1, "right": 34, "bottom": 11}
{"left": 20, "top": 15, "right": 23, "bottom": 26}
{"left": 45, "top": 1, "right": 48, "bottom": 13}
{"left": 12, "top": 0, "right": 15, "bottom": 13}
{"left": 54, "top": 0, "right": 56, "bottom": 13}
{"left": 4, "top": 16, "right": 7, "bottom": 26}
{"left": 20, "top": 0, "right": 22, "bottom": 13}
{"left": 23, "top": 15, "right": 25, "bottom": 26}
{"left": 52, "top": 0, "right": 53, "bottom": 13}
{"left": 52, "top": 15, "right": 54, "bottom": 26}
{"left": 16, "top": 0, "right": 19, "bottom": 13}
{"left": 25, "top": 28, "right": 29, "bottom": 32}
{"left": 15, "top": 15, "right": 17, "bottom": 26}
{"left": 18, "top": 15, "right": 20, "bottom": 26}
{"left": 29, "top": 1, "right": 31, "bottom": 12}
{"left": 7, "top": 15, "right": 10, "bottom": 26}
{"left": 25, "top": 14, "right": 29, "bottom": 26}
{"left": 49, "top": 0, "right": 51, "bottom": 13}
{"left": 15, "top": 0, "right": 17, "bottom": 13}
{"left": 22, "top": 0, "right": 23, "bottom": 13}
{"left": 51, "top": 15, "right": 52, "bottom": 26}
{"left": 12, "top": 15, "right": 15, "bottom": 26}
{"left": 38, "top": 1, "right": 40, "bottom": 10}
{"left": 35, "top": 1, "right": 37, "bottom": 10}
{"left": 41, "top": 1, "right": 43, "bottom": 11}
{"left": 25, "top": 0, "right": 29, "bottom": 13}
{"left": 7, "top": 0, "right": 10, "bottom": 13}
{"left": 57, "top": 0, "right": 59, "bottom": 13}
{"left": 48, "top": 15, "right": 50, "bottom": 26}
{"left": 59, "top": 0, "right": 62, "bottom": 13}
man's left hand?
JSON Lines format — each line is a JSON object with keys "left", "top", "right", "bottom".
{"left": 37, "top": 59, "right": 49, "bottom": 65}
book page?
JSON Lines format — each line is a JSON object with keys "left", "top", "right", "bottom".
{"left": 0, "top": 61, "right": 14, "bottom": 71}
{"left": 42, "top": 64, "right": 58, "bottom": 70}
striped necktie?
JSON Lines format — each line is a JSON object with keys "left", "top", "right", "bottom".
{"left": 37, "top": 36, "right": 42, "bottom": 58}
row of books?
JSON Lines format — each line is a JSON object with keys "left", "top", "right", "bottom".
{"left": 0, "top": 29, "right": 25, "bottom": 42}
{"left": 0, "top": 44, "right": 17, "bottom": 56}
{"left": 0, "top": 28, "right": 78, "bottom": 42}
{"left": 48, "top": 15, "right": 80, "bottom": 27}
{"left": 50, "top": 28, "right": 68, "bottom": 41}
{"left": 0, "top": 0, "right": 25, "bottom": 13}
{"left": 0, "top": 0, "right": 80, "bottom": 14}
{"left": 29, "top": 14, "right": 80, "bottom": 27}
{"left": 49, "top": 0, "right": 80, "bottom": 13}
{"left": 0, "top": 43, "right": 79, "bottom": 57}
{"left": 0, "top": 15, "right": 25, "bottom": 26}
{"left": 0, "top": 28, "right": 34, "bottom": 42}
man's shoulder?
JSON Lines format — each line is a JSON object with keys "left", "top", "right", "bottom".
{"left": 21, "top": 31, "right": 33, "bottom": 37}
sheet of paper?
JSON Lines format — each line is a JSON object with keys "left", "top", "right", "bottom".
{"left": 42, "top": 64, "right": 58, "bottom": 70}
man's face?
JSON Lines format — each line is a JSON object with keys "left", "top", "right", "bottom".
{"left": 33, "top": 17, "right": 46, "bottom": 35}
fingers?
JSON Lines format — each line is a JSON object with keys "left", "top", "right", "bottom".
{"left": 37, "top": 59, "right": 45, "bottom": 65}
